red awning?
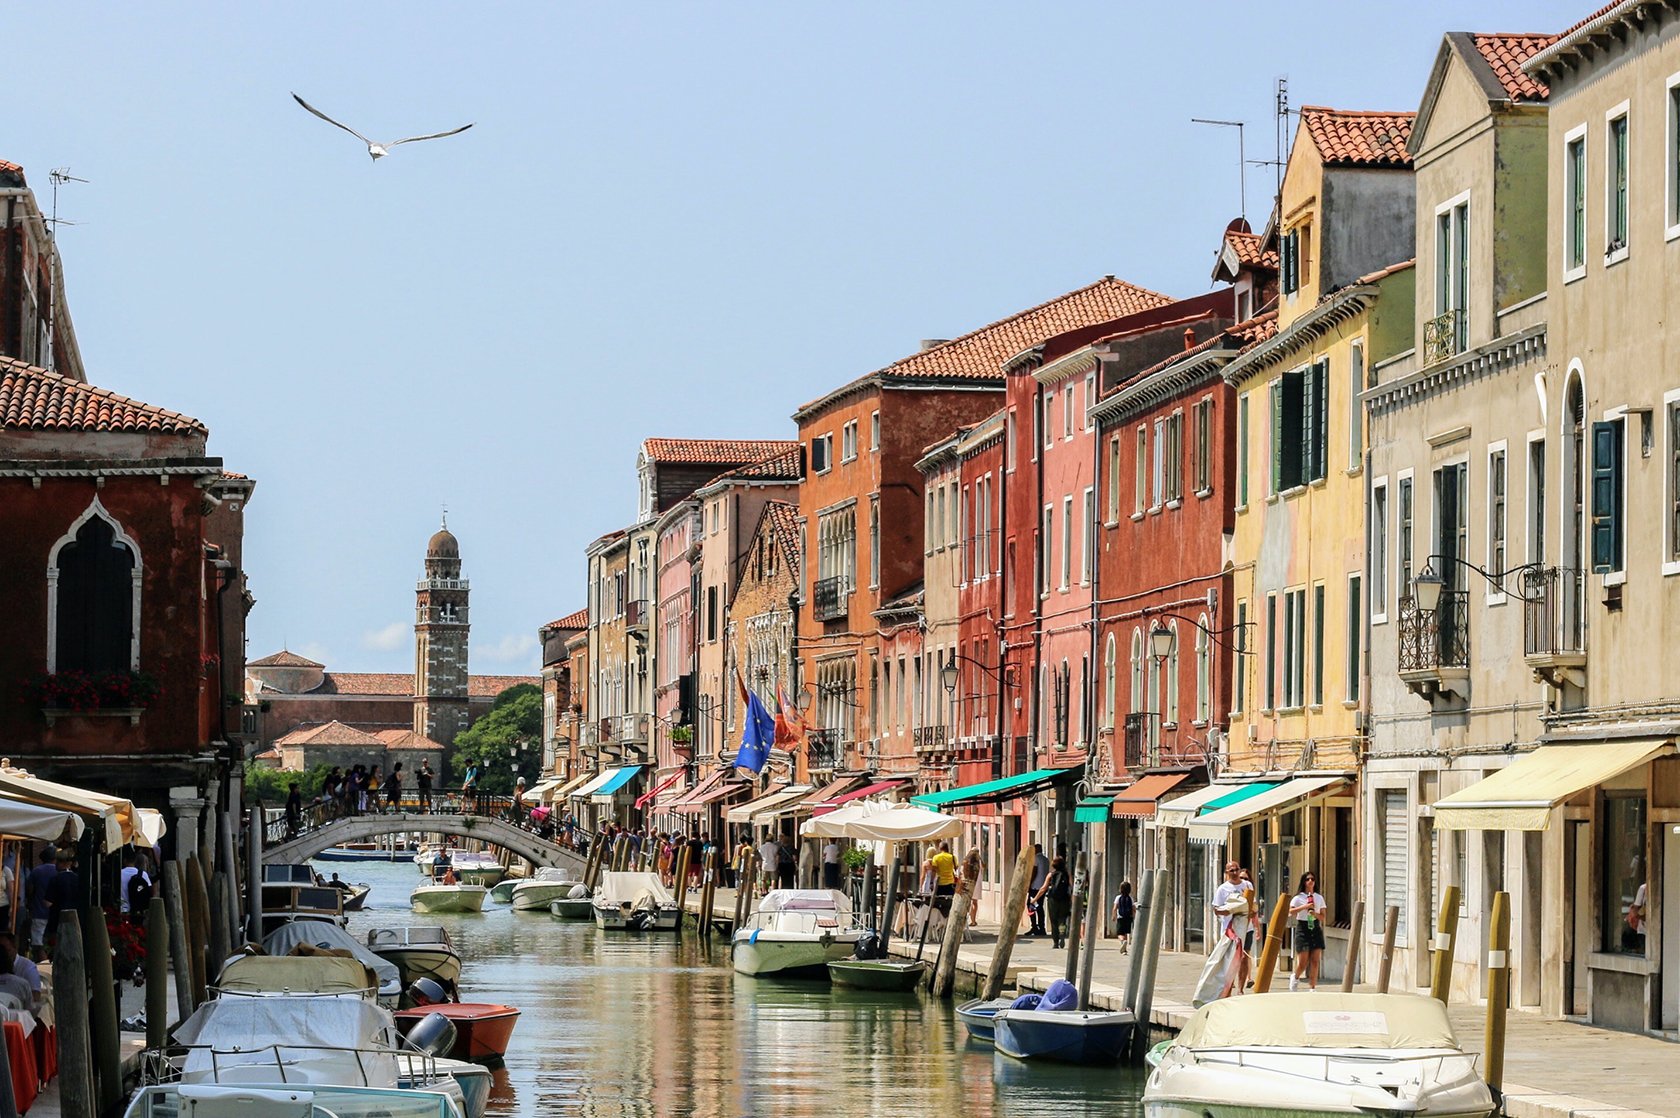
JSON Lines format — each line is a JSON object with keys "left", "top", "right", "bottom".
{"left": 634, "top": 771, "right": 686, "bottom": 810}
{"left": 812, "top": 778, "right": 911, "bottom": 816}
{"left": 1110, "top": 772, "right": 1192, "bottom": 818}
{"left": 671, "top": 770, "right": 753, "bottom": 814}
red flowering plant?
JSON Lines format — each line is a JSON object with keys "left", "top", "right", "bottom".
{"left": 27, "top": 669, "right": 161, "bottom": 711}
{"left": 105, "top": 906, "right": 146, "bottom": 978}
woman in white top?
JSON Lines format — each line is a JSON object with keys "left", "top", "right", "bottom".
{"left": 1289, "top": 872, "right": 1328, "bottom": 991}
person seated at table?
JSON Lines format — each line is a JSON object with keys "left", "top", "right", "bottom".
{"left": 0, "top": 933, "right": 41, "bottom": 1009}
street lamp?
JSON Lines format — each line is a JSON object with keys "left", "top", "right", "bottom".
{"left": 1412, "top": 561, "right": 1444, "bottom": 612}
{"left": 939, "top": 658, "right": 959, "bottom": 697}
{"left": 1150, "top": 623, "right": 1175, "bottom": 661}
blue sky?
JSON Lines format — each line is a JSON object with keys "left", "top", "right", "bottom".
{"left": 10, "top": 2, "right": 1589, "bottom": 676}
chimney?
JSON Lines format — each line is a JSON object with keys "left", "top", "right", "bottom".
{"left": 919, "top": 339, "right": 950, "bottom": 352}
{"left": 1184, "top": 328, "right": 1196, "bottom": 351}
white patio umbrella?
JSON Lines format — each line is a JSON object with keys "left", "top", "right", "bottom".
{"left": 802, "top": 802, "right": 962, "bottom": 844}
{"left": 0, "top": 794, "right": 86, "bottom": 844}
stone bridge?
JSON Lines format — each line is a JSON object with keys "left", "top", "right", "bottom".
{"left": 263, "top": 811, "right": 587, "bottom": 873}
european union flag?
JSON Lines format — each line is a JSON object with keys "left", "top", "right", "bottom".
{"left": 734, "top": 689, "right": 776, "bottom": 774}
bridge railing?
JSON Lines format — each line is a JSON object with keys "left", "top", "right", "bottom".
{"left": 261, "top": 786, "right": 544, "bottom": 847}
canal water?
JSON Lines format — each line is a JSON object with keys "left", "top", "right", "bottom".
{"left": 317, "top": 859, "right": 1147, "bottom": 1117}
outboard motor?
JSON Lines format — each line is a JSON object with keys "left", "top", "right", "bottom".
{"left": 402, "top": 1011, "right": 457, "bottom": 1058}
{"left": 853, "top": 932, "right": 883, "bottom": 960}
{"left": 407, "top": 977, "right": 449, "bottom": 1008}
{"left": 566, "top": 884, "right": 588, "bottom": 899}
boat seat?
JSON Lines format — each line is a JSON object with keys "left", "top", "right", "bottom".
{"left": 179, "top": 1084, "right": 315, "bottom": 1117}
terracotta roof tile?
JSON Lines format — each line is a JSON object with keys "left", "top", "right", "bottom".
{"left": 373, "top": 729, "right": 446, "bottom": 751}
{"left": 642, "top": 438, "right": 798, "bottom": 466}
{"left": 1225, "top": 229, "right": 1279, "bottom": 271}
{"left": 0, "top": 357, "right": 206, "bottom": 434}
{"left": 544, "top": 609, "right": 589, "bottom": 631}
{"left": 708, "top": 444, "right": 804, "bottom": 484}
{"left": 1472, "top": 34, "right": 1557, "bottom": 102}
{"left": 1357, "top": 258, "right": 1416, "bottom": 285}
{"left": 797, "top": 277, "right": 1172, "bottom": 416}
{"left": 249, "top": 650, "right": 324, "bottom": 669}
{"left": 763, "top": 500, "right": 803, "bottom": 579}
{"left": 316, "top": 671, "right": 537, "bottom": 697}
{"left": 1235, "top": 310, "right": 1279, "bottom": 352}
{"left": 275, "top": 720, "right": 388, "bottom": 747}
{"left": 1300, "top": 107, "right": 1416, "bottom": 168}
{"left": 469, "top": 674, "right": 540, "bottom": 697}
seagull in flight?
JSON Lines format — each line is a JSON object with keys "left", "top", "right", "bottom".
{"left": 292, "top": 93, "right": 473, "bottom": 161}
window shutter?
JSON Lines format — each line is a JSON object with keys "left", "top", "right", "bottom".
{"left": 1271, "top": 382, "right": 1283, "bottom": 494}
{"left": 1591, "top": 420, "right": 1624, "bottom": 572}
{"left": 1313, "top": 358, "right": 1330, "bottom": 481}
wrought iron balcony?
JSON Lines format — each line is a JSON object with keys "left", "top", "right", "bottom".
{"left": 1122, "top": 713, "right": 1155, "bottom": 770}
{"left": 601, "top": 713, "right": 649, "bottom": 745}
{"left": 813, "top": 576, "right": 849, "bottom": 622}
{"left": 807, "top": 729, "right": 842, "bottom": 772}
{"left": 913, "top": 725, "right": 950, "bottom": 753}
{"left": 1398, "top": 591, "right": 1470, "bottom": 699}
{"left": 625, "top": 598, "right": 650, "bottom": 634}
{"left": 1423, "top": 309, "right": 1465, "bottom": 365}
{"left": 1523, "top": 567, "right": 1588, "bottom": 689}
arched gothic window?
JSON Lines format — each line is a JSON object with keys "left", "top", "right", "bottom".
{"left": 48, "top": 500, "right": 140, "bottom": 674}
{"left": 1103, "top": 633, "right": 1118, "bottom": 731}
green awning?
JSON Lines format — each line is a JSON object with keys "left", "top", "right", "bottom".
{"left": 1198, "top": 781, "right": 1280, "bottom": 815}
{"left": 911, "top": 766, "right": 1079, "bottom": 809}
{"left": 1074, "top": 796, "right": 1115, "bottom": 824}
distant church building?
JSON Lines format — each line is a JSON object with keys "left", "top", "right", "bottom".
{"left": 248, "top": 523, "right": 536, "bottom": 772}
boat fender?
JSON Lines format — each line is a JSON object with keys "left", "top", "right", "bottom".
{"left": 750, "top": 929, "right": 761, "bottom": 945}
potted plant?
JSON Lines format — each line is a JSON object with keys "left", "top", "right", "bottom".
{"left": 842, "top": 846, "right": 871, "bottom": 877}
{"left": 671, "top": 725, "right": 694, "bottom": 746}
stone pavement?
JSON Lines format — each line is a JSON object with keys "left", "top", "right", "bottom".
{"left": 881, "top": 920, "right": 1677, "bottom": 1118}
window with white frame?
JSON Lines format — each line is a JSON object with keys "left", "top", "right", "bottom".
{"left": 948, "top": 482, "right": 960, "bottom": 548}
{"left": 1487, "top": 444, "right": 1508, "bottom": 595}
{"left": 1669, "top": 74, "right": 1680, "bottom": 236}
{"left": 1371, "top": 480, "right": 1389, "bottom": 621}
{"left": 1282, "top": 587, "right": 1306, "bottom": 709}
{"left": 1193, "top": 398, "right": 1212, "bottom": 494}
{"left": 1607, "top": 106, "right": 1629, "bottom": 259}
{"left": 1528, "top": 434, "right": 1547, "bottom": 567}
{"left": 1031, "top": 402, "right": 1040, "bottom": 463}
{"left": 1346, "top": 573, "right": 1362, "bottom": 703}
{"left": 1063, "top": 383, "right": 1074, "bottom": 440}
{"left": 1152, "top": 418, "right": 1165, "bottom": 508}
{"left": 1081, "top": 487, "right": 1095, "bottom": 585}
{"left": 1104, "top": 632, "right": 1117, "bottom": 730}
{"left": 935, "top": 487, "right": 946, "bottom": 552}
{"left": 1165, "top": 411, "right": 1184, "bottom": 503}
{"left": 841, "top": 419, "right": 858, "bottom": 462}
{"left": 1060, "top": 496, "right": 1072, "bottom": 590}
{"left": 1397, "top": 475, "right": 1414, "bottom": 602}
{"left": 812, "top": 433, "right": 833, "bottom": 473}
{"left": 959, "top": 484, "right": 970, "bottom": 582}
{"left": 1233, "top": 599, "right": 1248, "bottom": 714}
{"left": 1565, "top": 127, "right": 1587, "bottom": 278}
{"left": 1134, "top": 426, "right": 1148, "bottom": 515}
{"left": 1006, "top": 410, "right": 1016, "bottom": 471}
{"left": 1311, "top": 582, "right": 1326, "bottom": 708}
{"left": 1591, "top": 414, "right": 1626, "bottom": 574}
{"left": 1085, "top": 371, "right": 1097, "bottom": 431}
{"left": 1107, "top": 435, "right": 1122, "bottom": 522}
{"left": 1666, "top": 394, "right": 1680, "bottom": 570}
{"left": 1043, "top": 390, "right": 1055, "bottom": 449}
{"left": 1435, "top": 195, "right": 1469, "bottom": 353}
{"left": 1264, "top": 592, "right": 1277, "bottom": 711}
{"left": 1237, "top": 392, "right": 1250, "bottom": 507}
{"left": 1164, "top": 627, "right": 1179, "bottom": 726}
{"left": 1348, "top": 340, "right": 1365, "bottom": 469}
{"left": 1041, "top": 504, "right": 1053, "bottom": 596}
{"left": 868, "top": 496, "right": 880, "bottom": 589}
{"left": 1194, "top": 622, "right": 1211, "bottom": 724}
{"left": 1129, "top": 630, "right": 1144, "bottom": 722}
{"left": 870, "top": 411, "right": 880, "bottom": 452}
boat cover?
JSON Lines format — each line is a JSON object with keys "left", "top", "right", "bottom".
{"left": 217, "top": 955, "right": 374, "bottom": 997}
{"left": 525, "top": 867, "right": 576, "bottom": 883}
{"left": 1040, "top": 979, "right": 1077, "bottom": 1012}
{"left": 757, "top": 889, "right": 850, "bottom": 913}
{"left": 1177, "top": 992, "right": 1461, "bottom": 1051}
{"left": 595, "top": 872, "right": 675, "bottom": 908}
{"left": 1009, "top": 993, "right": 1041, "bottom": 1010}
{"left": 262, "top": 921, "right": 401, "bottom": 996}
{"left": 173, "top": 995, "right": 398, "bottom": 1084}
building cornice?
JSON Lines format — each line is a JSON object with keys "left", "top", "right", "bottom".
{"left": 1032, "top": 349, "right": 1099, "bottom": 387}
{"left": 1525, "top": 0, "right": 1677, "bottom": 83}
{"left": 1364, "top": 323, "right": 1546, "bottom": 412}
{"left": 0, "top": 459, "right": 226, "bottom": 481}
{"left": 1221, "top": 285, "right": 1378, "bottom": 386}
{"left": 1092, "top": 344, "right": 1238, "bottom": 426}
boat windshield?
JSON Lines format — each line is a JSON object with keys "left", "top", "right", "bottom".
{"left": 757, "top": 889, "right": 849, "bottom": 913}
{"left": 127, "top": 1083, "right": 461, "bottom": 1118}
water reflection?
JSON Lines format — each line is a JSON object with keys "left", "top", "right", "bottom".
{"left": 330, "top": 861, "right": 1144, "bottom": 1117}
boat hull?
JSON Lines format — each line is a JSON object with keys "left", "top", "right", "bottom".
{"left": 411, "top": 885, "right": 489, "bottom": 914}
{"left": 993, "top": 1008, "right": 1135, "bottom": 1064}
{"left": 827, "top": 959, "right": 928, "bottom": 990}
{"left": 955, "top": 997, "right": 1011, "bottom": 1042}
{"left": 594, "top": 904, "right": 681, "bottom": 931}
{"left": 455, "top": 866, "right": 506, "bottom": 887}
{"left": 510, "top": 883, "right": 575, "bottom": 911}
{"left": 488, "top": 880, "right": 517, "bottom": 904}
{"left": 374, "top": 945, "right": 463, "bottom": 988}
{"left": 731, "top": 934, "right": 860, "bottom": 977}
{"left": 1145, "top": 1049, "right": 1496, "bottom": 1118}
{"left": 395, "top": 1003, "right": 520, "bottom": 1064}
{"left": 549, "top": 897, "right": 593, "bottom": 920}
{"left": 317, "top": 846, "right": 415, "bottom": 862}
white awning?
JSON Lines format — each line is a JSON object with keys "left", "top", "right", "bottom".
{"left": 568, "top": 769, "right": 618, "bottom": 800}
{"left": 1157, "top": 782, "right": 1255, "bottom": 830}
{"left": 0, "top": 795, "right": 86, "bottom": 844}
{"left": 1434, "top": 741, "right": 1673, "bottom": 830}
{"left": 1187, "top": 775, "right": 1349, "bottom": 842}
{"left": 726, "top": 785, "right": 810, "bottom": 825}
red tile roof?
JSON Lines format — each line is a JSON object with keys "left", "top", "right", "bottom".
{"left": 544, "top": 609, "right": 589, "bottom": 631}
{"left": 1, "top": 357, "right": 206, "bottom": 434}
{"left": 373, "top": 729, "right": 446, "bottom": 751}
{"left": 317, "top": 671, "right": 537, "bottom": 698}
{"left": 797, "top": 277, "right": 1172, "bottom": 416}
{"left": 275, "top": 720, "right": 388, "bottom": 747}
{"left": 762, "top": 500, "right": 803, "bottom": 579}
{"left": 0, "top": 160, "right": 22, "bottom": 177}
{"left": 642, "top": 438, "right": 797, "bottom": 466}
{"left": 709, "top": 444, "right": 804, "bottom": 483}
{"left": 1357, "top": 258, "right": 1416, "bottom": 285}
{"left": 249, "top": 650, "right": 325, "bottom": 669}
{"left": 1472, "top": 34, "right": 1558, "bottom": 102}
{"left": 1225, "top": 229, "right": 1279, "bottom": 270}
{"left": 1233, "top": 309, "right": 1279, "bottom": 350}
{"left": 1558, "top": 1, "right": 1624, "bottom": 39}
{"left": 1300, "top": 107, "right": 1416, "bottom": 168}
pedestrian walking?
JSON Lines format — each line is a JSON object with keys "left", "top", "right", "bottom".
{"left": 1026, "top": 843, "right": 1048, "bottom": 937}
{"left": 1113, "top": 880, "right": 1135, "bottom": 950}
{"left": 1036, "top": 855, "right": 1072, "bottom": 950}
{"left": 386, "top": 762, "right": 403, "bottom": 813}
{"left": 821, "top": 838, "right": 842, "bottom": 890}
{"left": 417, "top": 760, "right": 434, "bottom": 812}
{"left": 1289, "top": 872, "right": 1327, "bottom": 991}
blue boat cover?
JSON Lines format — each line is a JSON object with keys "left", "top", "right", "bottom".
{"left": 1041, "top": 979, "right": 1078, "bottom": 1011}
{"left": 1009, "top": 993, "right": 1042, "bottom": 1010}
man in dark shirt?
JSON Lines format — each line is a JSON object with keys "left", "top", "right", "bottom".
{"left": 24, "top": 849, "right": 56, "bottom": 960}
{"left": 416, "top": 760, "right": 434, "bottom": 813}
{"left": 43, "top": 849, "right": 80, "bottom": 955}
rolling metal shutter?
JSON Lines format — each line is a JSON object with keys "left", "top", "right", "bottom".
{"left": 1381, "top": 790, "right": 1408, "bottom": 936}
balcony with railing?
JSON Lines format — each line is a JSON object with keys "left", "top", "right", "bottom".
{"left": 807, "top": 729, "right": 842, "bottom": 773}
{"left": 1398, "top": 591, "right": 1470, "bottom": 700}
{"left": 1423, "top": 308, "right": 1465, "bottom": 365}
{"left": 625, "top": 598, "right": 650, "bottom": 634}
{"left": 813, "top": 576, "right": 850, "bottom": 622}
{"left": 1523, "top": 567, "right": 1587, "bottom": 689}
{"left": 599, "top": 713, "right": 650, "bottom": 753}
{"left": 1121, "top": 713, "right": 1156, "bottom": 770}
{"left": 913, "top": 725, "right": 950, "bottom": 753}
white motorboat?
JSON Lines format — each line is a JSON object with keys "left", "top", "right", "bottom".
{"left": 446, "top": 851, "right": 506, "bottom": 887}
{"left": 411, "top": 883, "right": 489, "bottom": 914}
{"left": 126, "top": 1083, "right": 464, "bottom": 1118}
{"left": 261, "top": 920, "right": 404, "bottom": 1007}
{"left": 509, "top": 867, "right": 580, "bottom": 911}
{"left": 1144, "top": 992, "right": 1496, "bottom": 1118}
{"left": 368, "top": 926, "right": 463, "bottom": 989}
{"left": 731, "top": 889, "right": 866, "bottom": 977}
{"left": 592, "top": 872, "right": 682, "bottom": 931}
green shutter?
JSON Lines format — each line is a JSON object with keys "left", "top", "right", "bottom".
{"left": 1271, "top": 382, "right": 1283, "bottom": 494}
{"left": 1313, "top": 358, "right": 1330, "bottom": 481}
{"left": 1591, "top": 420, "right": 1624, "bottom": 572}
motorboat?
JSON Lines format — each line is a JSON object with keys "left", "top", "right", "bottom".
{"left": 488, "top": 879, "right": 517, "bottom": 904}
{"left": 510, "top": 867, "right": 580, "bottom": 911}
{"left": 394, "top": 1002, "right": 521, "bottom": 1064}
{"left": 592, "top": 871, "right": 682, "bottom": 931}
{"left": 955, "top": 996, "right": 1012, "bottom": 1043}
{"left": 341, "top": 882, "right": 372, "bottom": 910}
{"left": 1143, "top": 992, "right": 1496, "bottom": 1118}
{"left": 992, "top": 980, "right": 1136, "bottom": 1065}
{"left": 826, "top": 958, "right": 927, "bottom": 990}
{"left": 549, "top": 884, "right": 593, "bottom": 921}
{"left": 259, "top": 865, "right": 346, "bottom": 937}
{"left": 216, "top": 955, "right": 379, "bottom": 1000}
{"left": 126, "top": 1082, "right": 465, "bottom": 1118}
{"left": 318, "top": 840, "right": 418, "bottom": 862}
{"left": 446, "top": 851, "right": 506, "bottom": 887}
{"left": 368, "top": 927, "right": 463, "bottom": 990}
{"left": 411, "top": 882, "right": 489, "bottom": 914}
{"left": 261, "top": 919, "right": 404, "bottom": 1007}
{"left": 731, "top": 889, "right": 866, "bottom": 977}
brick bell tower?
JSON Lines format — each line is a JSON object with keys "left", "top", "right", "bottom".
{"left": 415, "top": 518, "right": 471, "bottom": 746}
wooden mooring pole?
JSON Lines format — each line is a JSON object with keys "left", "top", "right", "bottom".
{"left": 1376, "top": 904, "right": 1399, "bottom": 993}
{"left": 1076, "top": 852, "right": 1104, "bottom": 1010}
{"left": 53, "top": 911, "right": 95, "bottom": 1118}
{"left": 145, "top": 896, "right": 170, "bottom": 1049}
{"left": 162, "top": 860, "right": 196, "bottom": 1017}
{"left": 1063, "top": 850, "right": 1088, "bottom": 983}
{"left": 1484, "top": 891, "right": 1511, "bottom": 1093}
{"left": 1430, "top": 886, "right": 1462, "bottom": 1004}
{"left": 84, "top": 907, "right": 121, "bottom": 1115}
{"left": 1341, "top": 901, "right": 1365, "bottom": 992}
{"left": 982, "top": 844, "right": 1037, "bottom": 1002}
{"left": 1252, "top": 893, "right": 1291, "bottom": 993}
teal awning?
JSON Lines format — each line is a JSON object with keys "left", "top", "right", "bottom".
{"left": 590, "top": 765, "right": 645, "bottom": 802}
{"left": 1074, "top": 796, "right": 1115, "bottom": 824}
{"left": 911, "top": 767, "right": 1078, "bottom": 809}
{"left": 1198, "top": 781, "right": 1280, "bottom": 815}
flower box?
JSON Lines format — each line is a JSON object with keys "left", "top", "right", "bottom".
{"left": 42, "top": 706, "right": 145, "bottom": 728}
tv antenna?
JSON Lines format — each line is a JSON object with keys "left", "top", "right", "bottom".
{"left": 1191, "top": 118, "right": 1247, "bottom": 221}
{"left": 47, "top": 168, "right": 89, "bottom": 235}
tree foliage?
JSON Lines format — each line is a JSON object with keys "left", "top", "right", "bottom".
{"left": 245, "top": 761, "right": 329, "bottom": 805}
{"left": 449, "top": 683, "right": 543, "bottom": 794}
